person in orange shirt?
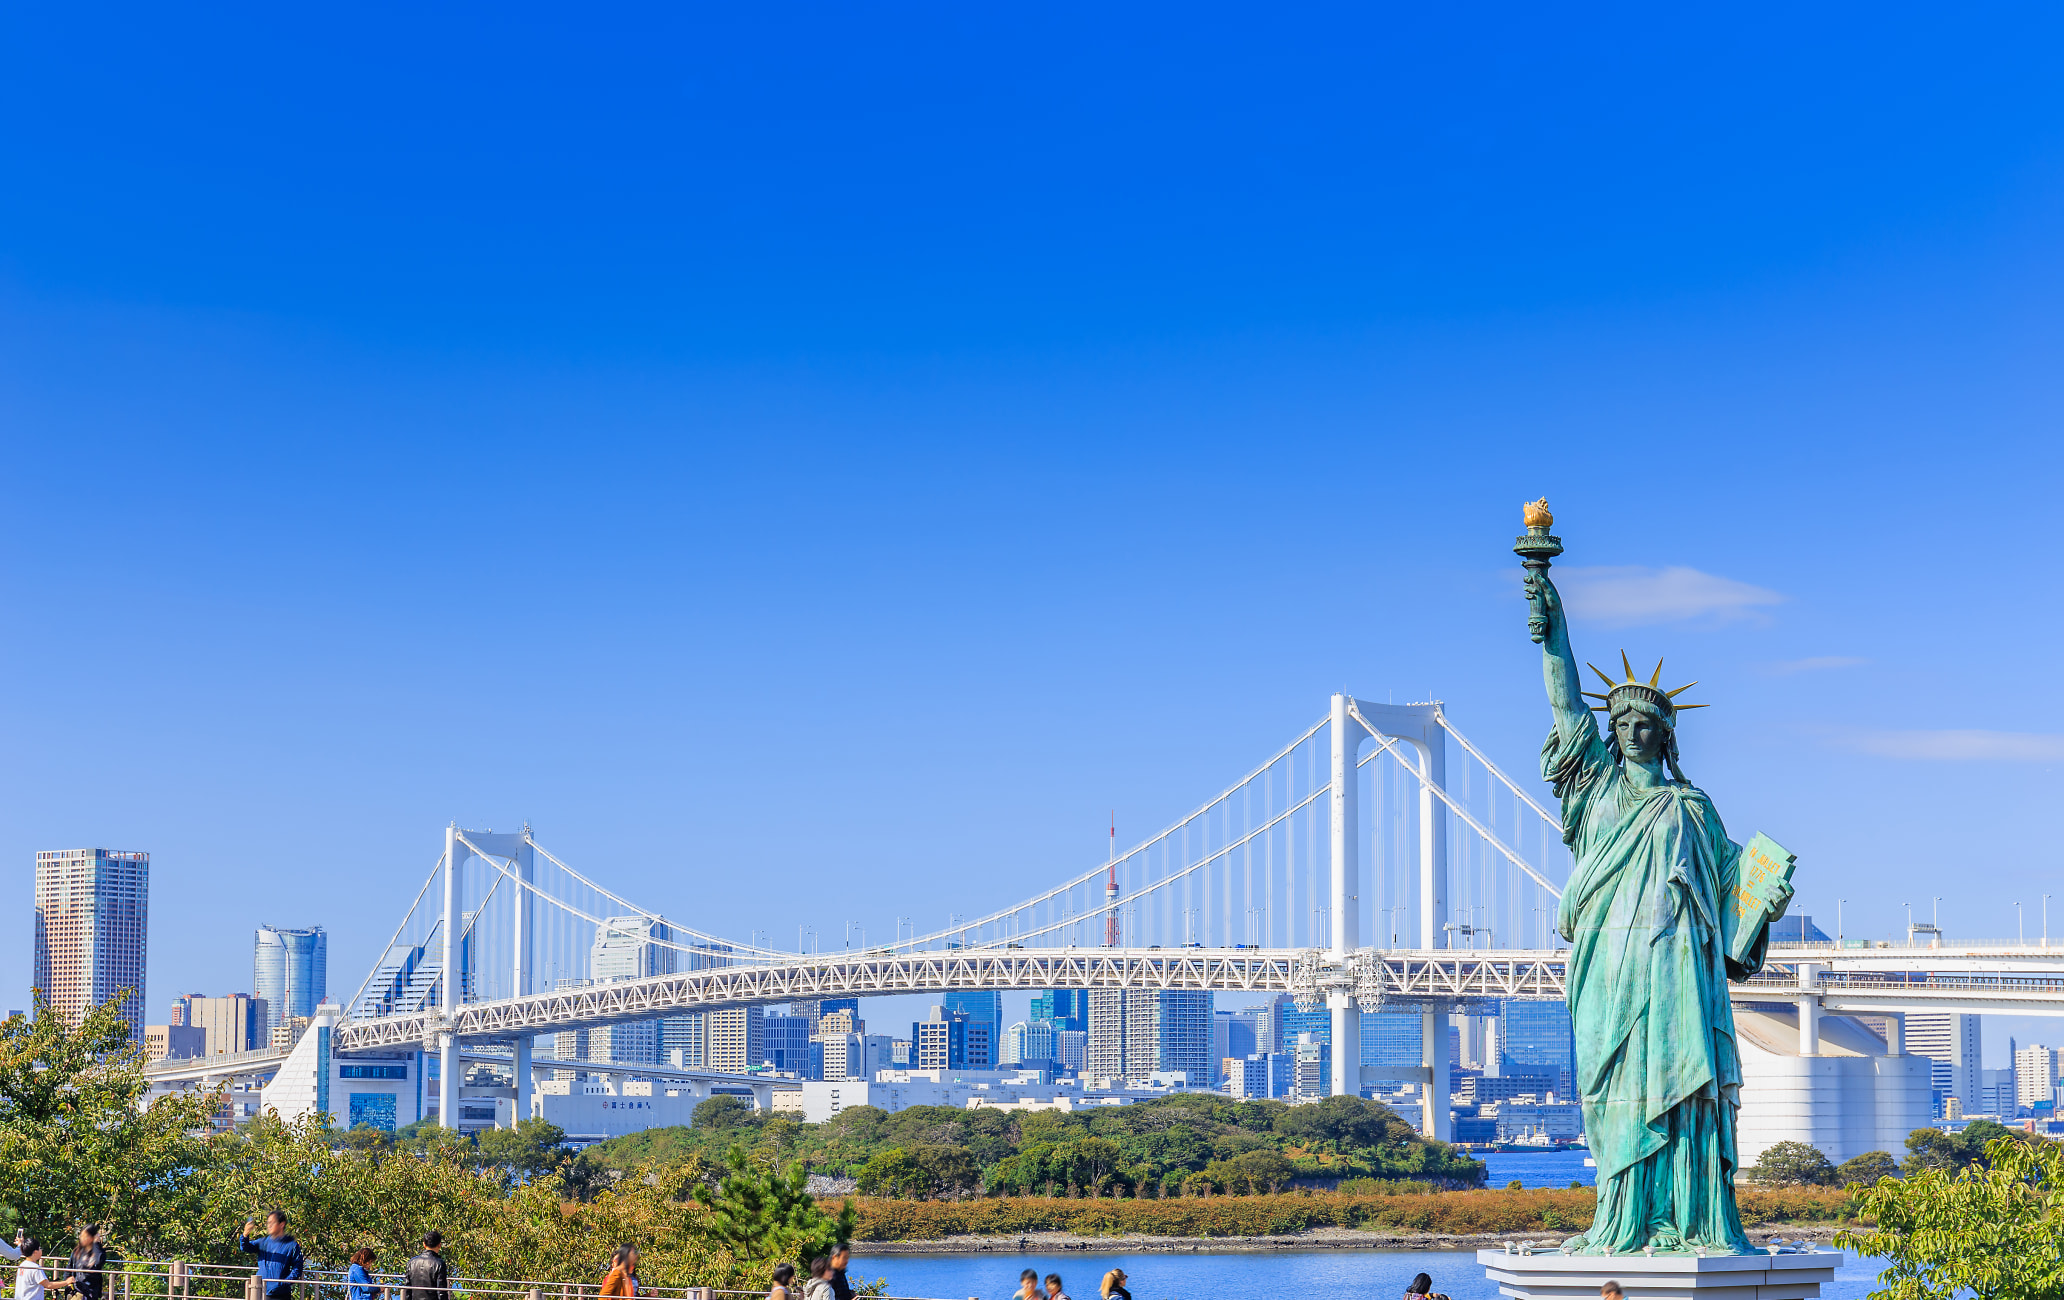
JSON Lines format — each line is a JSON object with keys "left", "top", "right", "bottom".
{"left": 600, "top": 1247, "right": 639, "bottom": 1298}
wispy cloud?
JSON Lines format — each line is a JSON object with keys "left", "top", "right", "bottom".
{"left": 1831, "top": 729, "right": 2064, "bottom": 762}
{"left": 1554, "top": 565, "right": 1785, "bottom": 627}
{"left": 1765, "top": 656, "right": 1868, "bottom": 675}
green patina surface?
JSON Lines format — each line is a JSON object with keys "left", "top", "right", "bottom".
{"left": 1520, "top": 526, "right": 1793, "bottom": 1256}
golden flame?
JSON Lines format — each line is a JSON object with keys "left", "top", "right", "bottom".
{"left": 1522, "top": 497, "right": 1554, "bottom": 529}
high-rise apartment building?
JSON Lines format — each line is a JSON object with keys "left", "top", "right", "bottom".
{"left": 2015, "top": 1043, "right": 2058, "bottom": 1109}
{"left": 705, "top": 1006, "right": 764, "bottom": 1074}
{"left": 1501, "top": 999, "right": 1577, "bottom": 1099}
{"left": 1227, "top": 1052, "right": 1294, "bottom": 1099}
{"left": 33, "top": 849, "right": 150, "bottom": 1042}
{"left": 913, "top": 1005, "right": 969, "bottom": 1069}
{"left": 253, "top": 925, "right": 327, "bottom": 1039}
{"left": 1122, "top": 989, "right": 1211, "bottom": 1085}
{"left": 1292, "top": 1032, "right": 1330, "bottom": 1098}
{"left": 1903, "top": 1013, "right": 1981, "bottom": 1108}
{"left": 789, "top": 997, "right": 859, "bottom": 1023}
{"left": 169, "top": 992, "right": 207, "bottom": 1027}
{"left": 1087, "top": 989, "right": 1128, "bottom": 1082}
{"left": 1054, "top": 1029, "right": 1087, "bottom": 1073}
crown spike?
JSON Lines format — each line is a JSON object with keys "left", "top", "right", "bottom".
{"left": 1581, "top": 691, "right": 1611, "bottom": 701}
{"left": 1673, "top": 703, "right": 1710, "bottom": 710}
{"left": 1665, "top": 681, "right": 1700, "bottom": 699}
{"left": 1620, "top": 650, "right": 1636, "bottom": 682}
{"left": 1650, "top": 658, "right": 1664, "bottom": 687}
{"left": 1588, "top": 663, "right": 1618, "bottom": 689}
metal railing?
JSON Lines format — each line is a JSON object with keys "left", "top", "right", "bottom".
{"left": 41, "top": 1259, "right": 945, "bottom": 1300}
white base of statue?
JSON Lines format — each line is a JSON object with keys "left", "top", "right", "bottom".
{"left": 1478, "top": 1246, "right": 1840, "bottom": 1300}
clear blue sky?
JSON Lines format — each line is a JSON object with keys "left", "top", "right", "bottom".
{"left": 4, "top": 5, "right": 2063, "bottom": 1061}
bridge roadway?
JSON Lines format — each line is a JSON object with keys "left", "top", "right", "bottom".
{"left": 330, "top": 942, "right": 2064, "bottom": 1052}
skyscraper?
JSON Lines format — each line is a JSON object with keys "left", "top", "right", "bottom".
{"left": 1501, "top": 999, "right": 1577, "bottom": 1099}
{"left": 33, "top": 849, "right": 150, "bottom": 1042}
{"left": 253, "top": 925, "right": 327, "bottom": 1039}
{"left": 1122, "top": 990, "right": 1211, "bottom": 1084}
{"left": 943, "top": 991, "right": 1001, "bottom": 1065}
{"left": 1903, "top": 1013, "right": 1981, "bottom": 1108}
{"left": 705, "top": 1006, "right": 764, "bottom": 1074}
{"left": 1087, "top": 988, "right": 1128, "bottom": 1082}
{"left": 1030, "top": 989, "right": 1089, "bottom": 1033}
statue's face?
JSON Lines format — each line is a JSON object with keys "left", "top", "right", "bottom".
{"left": 1614, "top": 710, "right": 1666, "bottom": 764}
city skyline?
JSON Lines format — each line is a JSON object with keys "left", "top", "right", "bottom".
{"left": 8, "top": 7, "right": 2064, "bottom": 1069}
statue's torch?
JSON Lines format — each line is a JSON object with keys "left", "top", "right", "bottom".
{"left": 1514, "top": 498, "right": 1563, "bottom": 643}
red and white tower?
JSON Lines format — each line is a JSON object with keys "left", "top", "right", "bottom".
{"left": 1103, "top": 813, "right": 1121, "bottom": 946}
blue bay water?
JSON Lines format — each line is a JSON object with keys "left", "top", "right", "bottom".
{"left": 855, "top": 1248, "right": 1884, "bottom": 1300}
{"left": 1478, "top": 1150, "right": 1596, "bottom": 1189}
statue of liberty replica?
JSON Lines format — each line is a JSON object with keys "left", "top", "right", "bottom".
{"left": 1516, "top": 500, "right": 1796, "bottom": 1256}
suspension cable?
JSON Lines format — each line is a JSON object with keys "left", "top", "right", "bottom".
{"left": 1433, "top": 706, "right": 1561, "bottom": 831}
{"left": 521, "top": 836, "right": 789, "bottom": 958}
{"left": 344, "top": 851, "right": 446, "bottom": 1018}
{"left": 1347, "top": 703, "right": 1563, "bottom": 899}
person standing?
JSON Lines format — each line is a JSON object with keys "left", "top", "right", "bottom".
{"left": 601, "top": 1248, "right": 639, "bottom": 1298}
{"left": 15, "top": 1240, "right": 76, "bottom": 1300}
{"left": 403, "top": 1233, "right": 449, "bottom": 1300}
{"left": 767, "top": 1265, "right": 795, "bottom": 1300}
{"left": 1013, "top": 1270, "right": 1045, "bottom": 1300}
{"left": 347, "top": 1250, "right": 383, "bottom": 1300}
{"left": 1043, "top": 1274, "right": 1069, "bottom": 1300}
{"left": 238, "top": 1213, "right": 304, "bottom": 1300}
{"left": 826, "top": 1247, "right": 853, "bottom": 1300}
{"left": 1097, "top": 1271, "right": 1129, "bottom": 1300}
{"left": 63, "top": 1228, "right": 104, "bottom": 1300}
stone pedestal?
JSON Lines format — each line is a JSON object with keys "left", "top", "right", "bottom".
{"left": 1478, "top": 1247, "right": 1840, "bottom": 1300}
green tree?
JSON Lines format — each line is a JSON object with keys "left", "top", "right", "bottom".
{"left": 475, "top": 1117, "right": 569, "bottom": 1182}
{"left": 694, "top": 1143, "right": 855, "bottom": 1266}
{"left": 857, "top": 1147, "right": 930, "bottom": 1198}
{"left": 1837, "top": 1134, "right": 2064, "bottom": 1300}
{"left": 1747, "top": 1140, "right": 1837, "bottom": 1186}
{"left": 1903, "top": 1121, "right": 2019, "bottom": 1175}
{"left": 1837, "top": 1151, "right": 1902, "bottom": 1185}
{"left": 694, "top": 1095, "right": 759, "bottom": 1131}
{"left": 0, "top": 992, "right": 220, "bottom": 1250}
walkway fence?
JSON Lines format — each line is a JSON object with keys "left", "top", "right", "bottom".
{"left": 51, "top": 1261, "right": 947, "bottom": 1300}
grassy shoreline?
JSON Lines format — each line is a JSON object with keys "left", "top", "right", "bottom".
{"left": 850, "top": 1187, "right": 1857, "bottom": 1242}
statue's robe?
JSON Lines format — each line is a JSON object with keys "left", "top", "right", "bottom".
{"left": 1544, "top": 718, "right": 1770, "bottom": 1255}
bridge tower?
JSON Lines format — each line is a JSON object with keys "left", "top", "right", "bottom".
{"left": 436, "top": 826, "right": 536, "bottom": 1130}
{"left": 1332, "top": 696, "right": 1450, "bottom": 1139}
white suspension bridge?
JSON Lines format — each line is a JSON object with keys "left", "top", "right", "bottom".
{"left": 147, "top": 694, "right": 2064, "bottom": 1139}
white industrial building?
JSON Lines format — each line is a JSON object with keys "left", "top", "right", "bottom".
{"left": 1734, "top": 1008, "right": 1931, "bottom": 1166}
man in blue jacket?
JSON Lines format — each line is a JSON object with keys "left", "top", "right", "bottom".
{"left": 238, "top": 1211, "right": 305, "bottom": 1300}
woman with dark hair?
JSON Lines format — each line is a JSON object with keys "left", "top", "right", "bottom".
{"left": 1405, "top": 1273, "right": 1433, "bottom": 1300}
{"left": 769, "top": 1264, "right": 796, "bottom": 1300}
{"left": 347, "top": 1250, "right": 382, "bottom": 1300}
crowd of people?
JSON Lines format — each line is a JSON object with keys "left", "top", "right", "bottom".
{"left": 5, "top": 1220, "right": 1634, "bottom": 1300}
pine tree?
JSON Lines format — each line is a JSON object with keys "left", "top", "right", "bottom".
{"left": 692, "top": 1143, "right": 856, "bottom": 1266}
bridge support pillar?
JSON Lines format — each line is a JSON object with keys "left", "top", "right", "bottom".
{"left": 1328, "top": 990, "right": 1360, "bottom": 1098}
{"left": 437, "top": 1032, "right": 460, "bottom": 1129}
{"left": 514, "top": 1036, "right": 533, "bottom": 1125}
{"left": 1421, "top": 1006, "right": 1450, "bottom": 1141}
{"left": 1796, "top": 962, "right": 1821, "bottom": 1057}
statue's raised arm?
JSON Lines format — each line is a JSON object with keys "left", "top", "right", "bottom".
{"left": 1515, "top": 500, "right": 1592, "bottom": 748}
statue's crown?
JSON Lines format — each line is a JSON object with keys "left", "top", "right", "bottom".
{"left": 1583, "top": 651, "right": 1708, "bottom": 720}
